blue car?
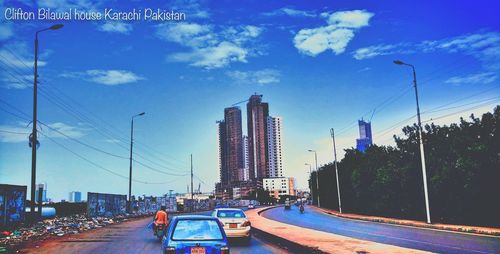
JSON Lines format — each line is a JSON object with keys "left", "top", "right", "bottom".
{"left": 162, "top": 215, "right": 230, "bottom": 254}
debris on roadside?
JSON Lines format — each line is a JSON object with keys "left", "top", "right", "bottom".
{"left": 0, "top": 212, "right": 153, "bottom": 252}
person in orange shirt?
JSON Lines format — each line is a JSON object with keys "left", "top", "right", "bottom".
{"left": 153, "top": 205, "right": 168, "bottom": 235}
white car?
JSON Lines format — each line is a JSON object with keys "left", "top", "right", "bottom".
{"left": 212, "top": 208, "right": 251, "bottom": 239}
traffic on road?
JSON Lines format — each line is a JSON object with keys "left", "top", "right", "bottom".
{"left": 19, "top": 207, "right": 289, "bottom": 254}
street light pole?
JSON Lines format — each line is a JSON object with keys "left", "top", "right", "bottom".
{"left": 330, "top": 128, "right": 342, "bottom": 213}
{"left": 305, "top": 163, "right": 312, "bottom": 202}
{"left": 129, "top": 112, "right": 145, "bottom": 213}
{"left": 308, "top": 150, "right": 320, "bottom": 207}
{"left": 394, "top": 60, "right": 431, "bottom": 224}
{"left": 30, "top": 24, "right": 63, "bottom": 223}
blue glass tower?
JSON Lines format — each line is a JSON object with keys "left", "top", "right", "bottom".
{"left": 356, "top": 120, "right": 372, "bottom": 152}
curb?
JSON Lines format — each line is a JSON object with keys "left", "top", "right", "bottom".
{"left": 316, "top": 207, "right": 500, "bottom": 237}
{"left": 251, "top": 226, "right": 326, "bottom": 254}
{"left": 251, "top": 206, "right": 326, "bottom": 254}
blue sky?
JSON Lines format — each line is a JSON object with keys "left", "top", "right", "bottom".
{"left": 0, "top": 0, "right": 499, "bottom": 201}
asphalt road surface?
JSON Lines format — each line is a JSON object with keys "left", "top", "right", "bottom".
{"left": 262, "top": 205, "right": 500, "bottom": 254}
{"left": 20, "top": 213, "right": 287, "bottom": 254}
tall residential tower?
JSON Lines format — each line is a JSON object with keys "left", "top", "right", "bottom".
{"left": 247, "top": 94, "right": 269, "bottom": 182}
{"left": 267, "top": 116, "right": 283, "bottom": 178}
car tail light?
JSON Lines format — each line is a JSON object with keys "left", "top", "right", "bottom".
{"left": 164, "top": 247, "right": 176, "bottom": 254}
{"left": 241, "top": 220, "right": 251, "bottom": 227}
{"left": 221, "top": 246, "right": 230, "bottom": 254}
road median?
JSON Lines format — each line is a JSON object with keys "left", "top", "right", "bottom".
{"left": 245, "top": 206, "right": 430, "bottom": 254}
{"left": 314, "top": 206, "right": 500, "bottom": 237}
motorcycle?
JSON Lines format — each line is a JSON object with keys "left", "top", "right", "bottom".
{"left": 299, "top": 205, "right": 304, "bottom": 214}
{"left": 154, "top": 223, "right": 167, "bottom": 240}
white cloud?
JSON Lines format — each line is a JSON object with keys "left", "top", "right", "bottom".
{"left": 352, "top": 43, "right": 412, "bottom": 60}
{"left": 354, "top": 32, "right": 500, "bottom": 70}
{"left": 38, "top": 0, "right": 100, "bottom": 12}
{"left": 0, "top": 122, "right": 85, "bottom": 143}
{"left": 168, "top": 42, "right": 248, "bottom": 69}
{"left": 323, "top": 10, "right": 374, "bottom": 28}
{"left": 263, "top": 7, "right": 316, "bottom": 17}
{"left": 1, "top": 74, "right": 33, "bottom": 89}
{"left": 294, "top": 27, "right": 354, "bottom": 56}
{"left": 156, "top": 23, "right": 214, "bottom": 47}
{"left": 0, "top": 43, "right": 47, "bottom": 89}
{"left": 60, "top": 70, "right": 145, "bottom": 85}
{"left": 445, "top": 72, "right": 497, "bottom": 85}
{"left": 44, "top": 122, "right": 86, "bottom": 139}
{"left": 86, "top": 70, "right": 144, "bottom": 85}
{"left": 226, "top": 69, "right": 281, "bottom": 85}
{"left": 157, "top": 22, "right": 264, "bottom": 69}
{"left": 293, "top": 10, "right": 374, "bottom": 56}
{"left": 170, "top": 0, "right": 210, "bottom": 19}
{"left": 0, "top": 23, "right": 13, "bottom": 41}
{"left": 98, "top": 22, "right": 133, "bottom": 34}
{"left": 0, "top": 125, "right": 30, "bottom": 143}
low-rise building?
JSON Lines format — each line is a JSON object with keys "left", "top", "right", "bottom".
{"left": 263, "top": 177, "right": 296, "bottom": 199}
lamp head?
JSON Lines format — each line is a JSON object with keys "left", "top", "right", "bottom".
{"left": 50, "top": 24, "right": 64, "bottom": 30}
{"left": 393, "top": 60, "right": 404, "bottom": 65}
{"left": 138, "top": 112, "right": 145, "bottom": 116}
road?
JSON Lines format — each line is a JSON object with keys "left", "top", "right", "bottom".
{"left": 262, "top": 205, "right": 500, "bottom": 254}
{"left": 20, "top": 212, "right": 287, "bottom": 254}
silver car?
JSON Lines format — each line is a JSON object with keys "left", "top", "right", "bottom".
{"left": 212, "top": 208, "right": 251, "bottom": 240}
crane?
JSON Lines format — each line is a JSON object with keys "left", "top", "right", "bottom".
{"left": 231, "top": 93, "right": 262, "bottom": 106}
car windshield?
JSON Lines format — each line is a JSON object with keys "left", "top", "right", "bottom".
{"left": 217, "top": 210, "right": 245, "bottom": 218}
{"left": 172, "top": 219, "right": 223, "bottom": 241}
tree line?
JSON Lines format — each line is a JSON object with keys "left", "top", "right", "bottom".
{"left": 310, "top": 106, "right": 500, "bottom": 227}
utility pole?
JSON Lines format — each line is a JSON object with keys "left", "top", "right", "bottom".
{"left": 128, "top": 112, "right": 145, "bottom": 213}
{"left": 330, "top": 128, "right": 342, "bottom": 213}
{"left": 30, "top": 24, "right": 63, "bottom": 223}
{"left": 190, "top": 154, "right": 194, "bottom": 200}
{"left": 305, "top": 163, "right": 312, "bottom": 203}
{"left": 308, "top": 150, "right": 320, "bottom": 207}
{"left": 394, "top": 60, "right": 431, "bottom": 224}
{"left": 190, "top": 154, "right": 194, "bottom": 212}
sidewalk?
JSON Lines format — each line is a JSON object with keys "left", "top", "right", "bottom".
{"left": 245, "top": 207, "right": 430, "bottom": 254}
{"left": 314, "top": 206, "right": 500, "bottom": 236}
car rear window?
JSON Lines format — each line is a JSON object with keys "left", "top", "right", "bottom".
{"left": 217, "top": 210, "right": 245, "bottom": 218}
{"left": 172, "top": 219, "right": 223, "bottom": 241}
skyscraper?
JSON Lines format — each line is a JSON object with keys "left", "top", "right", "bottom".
{"left": 267, "top": 116, "right": 284, "bottom": 178}
{"left": 356, "top": 119, "right": 372, "bottom": 152}
{"left": 242, "top": 135, "right": 250, "bottom": 181}
{"left": 247, "top": 94, "right": 269, "bottom": 182}
{"left": 224, "top": 107, "right": 244, "bottom": 182}
{"left": 217, "top": 120, "right": 229, "bottom": 186}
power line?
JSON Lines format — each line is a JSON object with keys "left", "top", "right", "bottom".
{"left": 0, "top": 58, "right": 188, "bottom": 170}
{"left": 37, "top": 120, "right": 129, "bottom": 160}
{"left": 422, "top": 100, "right": 499, "bottom": 123}
{"left": 38, "top": 130, "right": 176, "bottom": 185}
{"left": 373, "top": 97, "right": 500, "bottom": 141}
{"left": 334, "top": 57, "right": 478, "bottom": 137}
{"left": 0, "top": 129, "right": 30, "bottom": 135}
{"left": 133, "top": 159, "right": 189, "bottom": 176}
{"left": 0, "top": 46, "right": 33, "bottom": 70}
{"left": 1, "top": 95, "right": 189, "bottom": 175}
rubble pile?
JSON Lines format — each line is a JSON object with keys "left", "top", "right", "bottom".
{"left": 0, "top": 212, "right": 153, "bottom": 252}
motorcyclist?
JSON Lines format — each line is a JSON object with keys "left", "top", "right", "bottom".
{"left": 153, "top": 205, "right": 168, "bottom": 235}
